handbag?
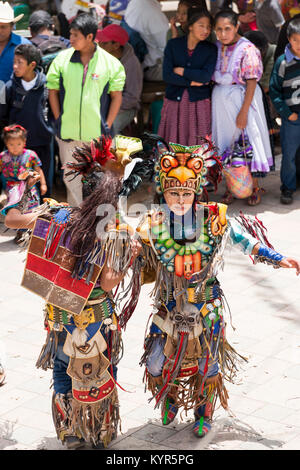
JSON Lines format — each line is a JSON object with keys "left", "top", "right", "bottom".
{"left": 221, "top": 130, "right": 253, "bottom": 199}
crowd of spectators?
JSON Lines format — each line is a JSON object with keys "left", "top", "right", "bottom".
{"left": 0, "top": 0, "right": 300, "bottom": 211}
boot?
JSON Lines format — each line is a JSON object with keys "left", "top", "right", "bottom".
{"left": 161, "top": 395, "right": 178, "bottom": 425}
{"left": 192, "top": 401, "right": 213, "bottom": 438}
{"left": 52, "top": 392, "right": 85, "bottom": 449}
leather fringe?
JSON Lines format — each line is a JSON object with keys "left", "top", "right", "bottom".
{"left": 194, "top": 373, "right": 229, "bottom": 414}
{"left": 36, "top": 330, "right": 59, "bottom": 370}
{"left": 144, "top": 369, "right": 163, "bottom": 396}
{"left": 70, "top": 390, "right": 120, "bottom": 447}
{"left": 139, "top": 334, "right": 166, "bottom": 368}
{"left": 219, "top": 338, "right": 248, "bottom": 383}
{"left": 145, "top": 371, "right": 229, "bottom": 420}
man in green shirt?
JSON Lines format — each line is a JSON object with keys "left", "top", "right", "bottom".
{"left": 47, "top": 13, "right": 125, "bottom": 206}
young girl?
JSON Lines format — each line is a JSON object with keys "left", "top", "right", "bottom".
{"left": 167, "top": 0, "right": 208, "bottom": 40}
{"left": 0, "top": 124, "right": 47, "bottom": 215}
{"left": 158, "top": 8, "right": 217, "bottom": 146}
{"left": 212, "top": 9, "right": 274, "bottom": 205}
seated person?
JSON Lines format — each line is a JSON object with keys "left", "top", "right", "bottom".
{"left": 97, "top": 24, "right": 143, "bottom": 135}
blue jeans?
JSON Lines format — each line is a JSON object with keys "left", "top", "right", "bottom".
{"left": 53, "top": 337, "right": 72, "bottom": 395}
{"left": 146, "top": 335, "right": 219, "bottom": 378}
{"left": 280, "top": 115, "right": 300, "bottom": 192}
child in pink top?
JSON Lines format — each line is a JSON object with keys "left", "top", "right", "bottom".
{"left": 0, "top": 124, "right": 47, "bottom": 215}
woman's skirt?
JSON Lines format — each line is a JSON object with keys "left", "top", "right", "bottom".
{"left": 212, "top": 83, "right": 274, "bottom": 176}
{"left": 158, "top": 89, "right": 211, "bottom": 146}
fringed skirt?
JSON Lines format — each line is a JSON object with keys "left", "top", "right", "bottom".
{"left": 158, "top": 90, "right": 212, "bottom": 146}
{"left": 37, "top": 301, "right": 123, "bottom": 448}
{"left": 140, "top": 300, "right": 246, "bottom": 420}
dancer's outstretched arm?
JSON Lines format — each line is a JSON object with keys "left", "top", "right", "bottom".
{"left": 251, "top": 243, "right": 300, "bottom": 274}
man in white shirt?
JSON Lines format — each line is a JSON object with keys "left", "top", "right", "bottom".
{"left": 124, "top": 0, "right": 169, "bottom": 81}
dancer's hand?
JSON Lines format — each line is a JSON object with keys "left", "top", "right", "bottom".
{"left": 280, "top": 257, "right": 300, "bottom": 275}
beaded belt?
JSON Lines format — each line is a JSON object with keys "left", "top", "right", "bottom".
{"left": 161, "top": 284, "right": 221, "bottom": 304}
{"left": 187, "top": 284, "right": 221, "bottom": 303}
{"left": 46, "top": 295, "right": 114, "bottom": 331}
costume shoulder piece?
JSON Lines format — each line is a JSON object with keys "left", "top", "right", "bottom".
{"left": 136, "top": 210, "right": 154, "bottom": 246}
{"left": 197, "top": 201, "right": 228, "bottom": 238}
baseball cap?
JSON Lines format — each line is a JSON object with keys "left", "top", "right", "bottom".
{"left": 29, "top": 10, "right": 53, "bottom": 28}
{"left": 96, "top": 24, "right": 129, "bottom": 46}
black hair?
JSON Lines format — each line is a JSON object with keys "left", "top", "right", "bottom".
{"left": 179, "top": 0, "right": 208, "bottom": 9}
{"left": 30, "top": 23, "right": 53, "bottom": 35}
{"left": 14, "top": 44, "right": 42, "bottom": 67}
{"left": 69, "top": 13, "right": 98, "bottom": 40}
{"left": 244, "top": 30, "right": 268, "bottom": 54}
{"left": 187, "top": 7, "right": 213, "bottom": 27}
{"left": 287, "top": 17, "right": 300, "bottom": 38}
{"left": 214, "top": 8, "right": 239, "bottom": 27}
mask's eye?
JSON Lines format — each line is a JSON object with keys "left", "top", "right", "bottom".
{"left": 174, "top": 314, "right": 183, "bottom": 322}
{"left": 161, "top": 155, "right": 178, "bottom": 172}
{"left": 187, "top": 157, "right": 203, "bottom": 174}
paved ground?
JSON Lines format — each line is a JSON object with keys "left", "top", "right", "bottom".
{"left": 1, "top": 152, "right": 300, "bottom": 451}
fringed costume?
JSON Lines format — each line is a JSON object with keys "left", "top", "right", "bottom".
{"left": 122, "top": 137, "right": 288, "bottom": 438}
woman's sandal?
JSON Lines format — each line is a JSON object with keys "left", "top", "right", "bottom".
{"left": 221, "top": 190, "right": 234, "bottom": 205}
{"left": 247, "top": 187, "right": 266, "bottom": 206}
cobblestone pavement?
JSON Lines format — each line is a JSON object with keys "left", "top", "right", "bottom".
{"left": 1, "top": 153, "right": 300, "bottom": 451}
